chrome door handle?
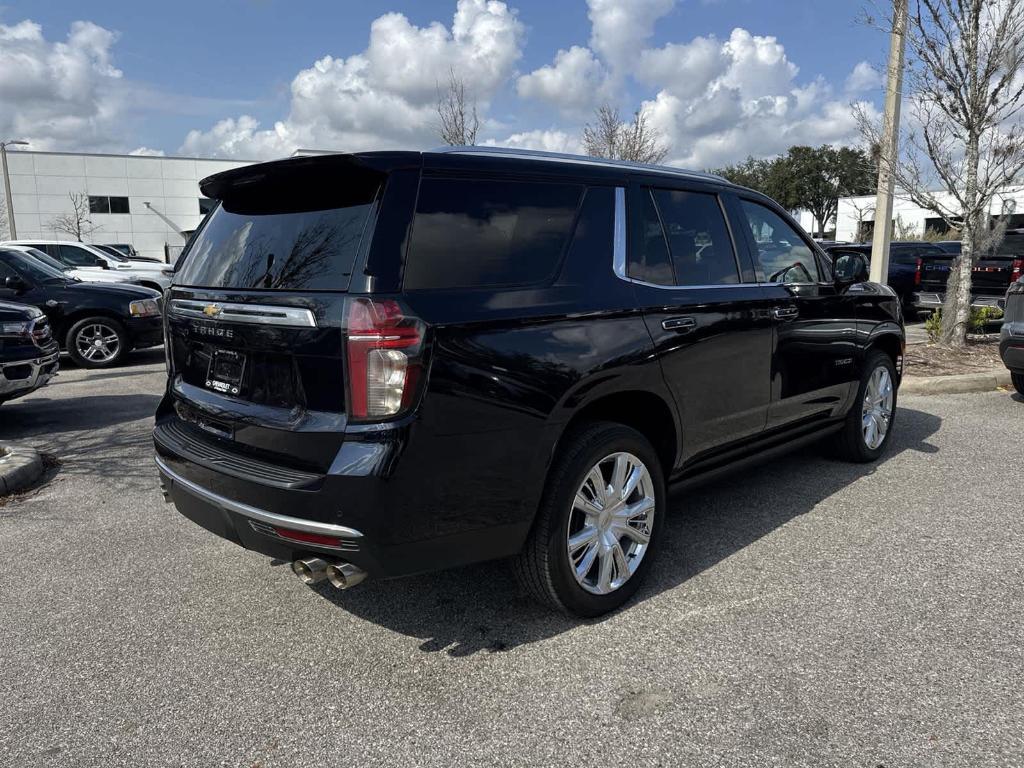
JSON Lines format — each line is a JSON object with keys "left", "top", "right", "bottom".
{"left": 662, "top": 316, "right": 696, "bottom": 333}
{"left": 772, "top": 306, "right": 799, "bottom": 320}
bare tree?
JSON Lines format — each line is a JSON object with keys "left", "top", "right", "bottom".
{"left": 49, "top": 192, "right": 99, "bottom": 242}
{"left": 436, "top": 69, "right": 479, "bottom": 146}
{"left": 582, "top": 103, "right": 669, "bottom": 164}
{"left": 857, "top": 0, "right": 1024, "bottom": 347}
{"left": 846, "top": 197, "right": 877, "bottom": 241}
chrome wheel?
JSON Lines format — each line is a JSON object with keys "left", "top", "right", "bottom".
{"left": 566, "top": 452, "right": 655, "bottom": 596}
{"left": 861, "top": 365, "right": 894, "bottom": 450}
{"left": 75, "top": 323, "right": 121, "bottom": 363}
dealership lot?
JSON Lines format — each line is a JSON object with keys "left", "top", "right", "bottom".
{"left": 1, "top": 356, "right": 1022, "bottom": 766}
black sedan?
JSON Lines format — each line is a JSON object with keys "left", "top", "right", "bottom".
{"left": 0, "top": 248, "right": 163, "bottom": 368}
{"left": 0, "top": 300, "right": 59, "bottom": 405}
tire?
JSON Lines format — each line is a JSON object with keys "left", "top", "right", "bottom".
{"left": 66, "top": 317, "right": 128, "bottom": 369}
{"left": 513, "top": 422, "right": 665, "bottom": 617}
{"left": 1012, "top": 372, "right": 1024, "bottom": 397}
{"left": 832, "top": 350, "right": 898, "bottom": 462}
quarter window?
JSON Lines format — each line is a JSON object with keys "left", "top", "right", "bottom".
{"left": 404, "top": 178, "right": 583, "bottom": 290}
{"left": 89, "top": 196, "right": 130, "bottom": 214}
{"left": 630, "top": 189, "right": 674, "bottom": 285}
{"left": 739, "top": 200, "right": 820, "bottom": 284}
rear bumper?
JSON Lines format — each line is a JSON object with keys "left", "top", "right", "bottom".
{"left": 913, "top": 292, "right": 1004, "bottom": 310}
{"left": 0, "top": 349, "right": 59, "bottom": 399}
{"left": 153, "top": 417, "right": 534, "bottom": 579}
{"left": 1001, "top": 322, "right": 1024, "bottom": 372}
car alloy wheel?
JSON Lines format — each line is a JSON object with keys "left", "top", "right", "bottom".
{"left": 566, "top": 451, "right": 655, "bottom": 596}
{"left": 861, "top": 365, "right": 894, "bottom": 450}
{"left": 75, "top": 322, "right": 121, "bottom": 364}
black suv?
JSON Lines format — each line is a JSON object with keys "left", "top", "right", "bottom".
{"left": 0, "top": 248, "right": 164, "bottom": 368}
{"left": 154, "top": 148, "right": 904, "bottom": 616}
{"left": 0, "top": 300, "right": 59, "bottom": 406}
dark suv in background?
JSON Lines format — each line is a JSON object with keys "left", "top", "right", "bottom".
{"left": 155, "top": 148, "right": 904, "bottom": 616}
{"left": 0, "top": 300, "right": 59, "bottom": 406}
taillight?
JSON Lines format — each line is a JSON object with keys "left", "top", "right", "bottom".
{"left": 345, "top": 297, "right": 424, "bottom": 420}
{"left": 1012, "top": 259, "right": 1023, "bottom": 281}
{"left": 914, "top": 257, "right": 922, "bottom": 286}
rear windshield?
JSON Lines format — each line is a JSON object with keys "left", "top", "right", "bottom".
{"left": 176, "top": 170, "right": 380, "bottom": 291}
{"left": 404, "top": 178, "right": 583, "bottom": 290}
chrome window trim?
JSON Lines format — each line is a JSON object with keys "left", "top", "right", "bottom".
{"left": 168, "top": 300, "right": 317, "bottom": 328}
{"left": 612, "top": 185, "right": 763, "bottom": 291}
{"left": 156, "top": 455, "right": 363, "bottom": 539}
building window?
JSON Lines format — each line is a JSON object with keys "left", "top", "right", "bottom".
{"left": 89, "top": 196, "right": 130, "bottom": 214}
{"left": 198, "top": 198, "right": 216, "bottom": 215}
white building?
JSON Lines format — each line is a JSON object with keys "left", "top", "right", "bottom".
{"left": 1, "top": 150, "right": 255, "bottom": 262}
{"left": 834, "top": 186, "right": 1024, "bottom": 243}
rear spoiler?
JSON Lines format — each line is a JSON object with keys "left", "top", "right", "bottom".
{"left": 199, "top": 151, "right": 422, "bottom": 201}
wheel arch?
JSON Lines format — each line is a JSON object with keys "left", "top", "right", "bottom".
{"left": 865, "top": 326, "right": 905, "bottom": 381}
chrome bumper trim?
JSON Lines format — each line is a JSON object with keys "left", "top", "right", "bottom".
{"left": 0, "top": 351, "right": 59, "bottom": 397}
{"left": 155, "top": 454, "right": 363, "bottom": 539}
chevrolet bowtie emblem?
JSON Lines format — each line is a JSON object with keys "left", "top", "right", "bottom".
{"left": 203, "top": 304, "right": 222, "bottom": 317}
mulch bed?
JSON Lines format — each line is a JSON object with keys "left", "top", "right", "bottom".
{"left": 904, "top": 337, "right": 1003, "bottom": 376}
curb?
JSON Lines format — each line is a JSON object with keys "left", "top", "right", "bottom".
{"left": 0, "top": 444, "right": 43, "bottom": 496}
{"left": 901, "top": 370, "right": 1012, "bottom": 396}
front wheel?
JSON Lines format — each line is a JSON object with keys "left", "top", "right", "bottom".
{"left": 513, "top": 422, "right": 665, "bottom": 617}
{"left": 66, "top": 317, "right": 128, "bottom": 368}
{"left": 833, "top": 350, "right": 898, "bottom": 462}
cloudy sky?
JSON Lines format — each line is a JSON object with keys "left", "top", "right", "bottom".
{"left": 0, "top": 0, "right": 885, "bottom": 169}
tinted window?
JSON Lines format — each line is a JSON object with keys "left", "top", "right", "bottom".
{"left": 630, "top": 189, "right": 674, "bottom": 285}
{"left": 653, "top": 189, "right": 738, "bottom": 285}
{"left": 2, "top": 250, "right": 66, "bottom": 282}
{"left": 89, "top": 196, "right": 130, "bottom": 214}
{"left": 404, "top": 179, "right": 583, "bottom": 290}
{"left": 199, "top": 198, "right": 216, "bottom": 215}
{"left": 889, "top": 247, "right": 920, "bottom": 265}
{"left": 56, "top": 244, "right": 104, "bottom": 267}
{"left": 740, "top": 200, "right": 820, "bottom": 284}
{"left": 175, "top": 185, "right": 378, "bottom": 291}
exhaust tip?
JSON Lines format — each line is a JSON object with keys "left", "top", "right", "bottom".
{"left": 291, "top": 557, "right": 329, "bottom": 585}
{"left": 325, "top": 562, "right": 368, "bottom": 590}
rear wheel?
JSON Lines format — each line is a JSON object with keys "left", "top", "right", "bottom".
{"left": 833, "top": 350, "right": 898, "bottom": 462}
{"left": 513, "top": 422, "right": 665, "bottom": 617}
{"left": 1012, "top": 372, "right": 1024, "bottom": 397}
{"left": 66, "top": 317, "right": 128, "bottom": 368}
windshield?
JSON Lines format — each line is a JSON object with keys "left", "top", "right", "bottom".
{"left": 99, "top": 246, "right": 129, "bottom": 262}
{"left": 4, "top": 249, "right": 68, "bottom": 282}
{"left": 176, "top": 171, "right": 380, "bottom": 291}
{"left": 23, "top": 247, "right": 73, "bottom": 274}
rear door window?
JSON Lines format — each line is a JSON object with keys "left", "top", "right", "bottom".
{"left": 652, "top": 189, "right": 739, "bottom": 286}
{"left": 404, "top": 178, "right": 583, "bottom": 290}
{"left": 56, "top": 244, "right": 104, "bottom": 267}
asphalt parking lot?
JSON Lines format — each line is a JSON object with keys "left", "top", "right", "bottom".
{"left": 1, "top": 353, "right": 1022, "bottom": 767}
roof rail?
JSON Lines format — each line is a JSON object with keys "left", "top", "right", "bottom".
{"left": 430, "top": 145, "right": 728, "bottom": 183}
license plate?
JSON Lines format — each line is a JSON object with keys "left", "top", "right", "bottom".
{"left": 205, "top": 349, "right": 246, "bottom": 396}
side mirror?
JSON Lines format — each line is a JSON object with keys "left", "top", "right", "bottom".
{"left": 3, "top": 275, "right": 27, "bottom": 292}
{"left": 834, "top": 252, "right": 869, "bottom": 286}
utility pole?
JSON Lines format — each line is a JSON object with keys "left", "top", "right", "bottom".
{"left": 869, "top": 0, "right": 908, "bottom": 284}
{"left": 1, "top": 139, "right": 29, "bottom": 239}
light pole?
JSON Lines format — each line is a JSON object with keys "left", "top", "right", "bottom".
{"left": 1, "top": 139, "right": 29, "bottom": 239}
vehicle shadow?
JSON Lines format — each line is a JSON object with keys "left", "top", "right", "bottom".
{"left": 0, "top": 393, "right": 160, "bottom": 439}
{"left": 311, "top": 406, "right": 942, "bottom": 656}
{"left": 57, "top": 346, "right": 165, "bottom": 371}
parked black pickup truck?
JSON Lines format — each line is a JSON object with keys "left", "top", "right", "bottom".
{"left": 915, "top": 230, "right": 1024, "bottom": 312}
{"left": 0, "top": 300, "right": 59, "bottom": 406}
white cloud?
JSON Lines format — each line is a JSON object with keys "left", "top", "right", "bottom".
{"left": 181, "top": 0, "right": 525, "bottom": 159}
{"left": 637, "top": 28, "right": 874, "bottom": 169}
{"left": 0, "top": 19, "right": 128, "bottom": 151}
{"left": 128, "top": 146, "right": 166, "bottom": 156}
{"left": 516, "top": 46, "right": 610, "bottom": 114}
{"left": 483, "top": 129, "right": 582, "bottom": 153}
{"left": 586, "top": 0, "right": 675, "bottom": 73}
{"left": 845, "top": 60, "right": 882, "bottom": 94}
